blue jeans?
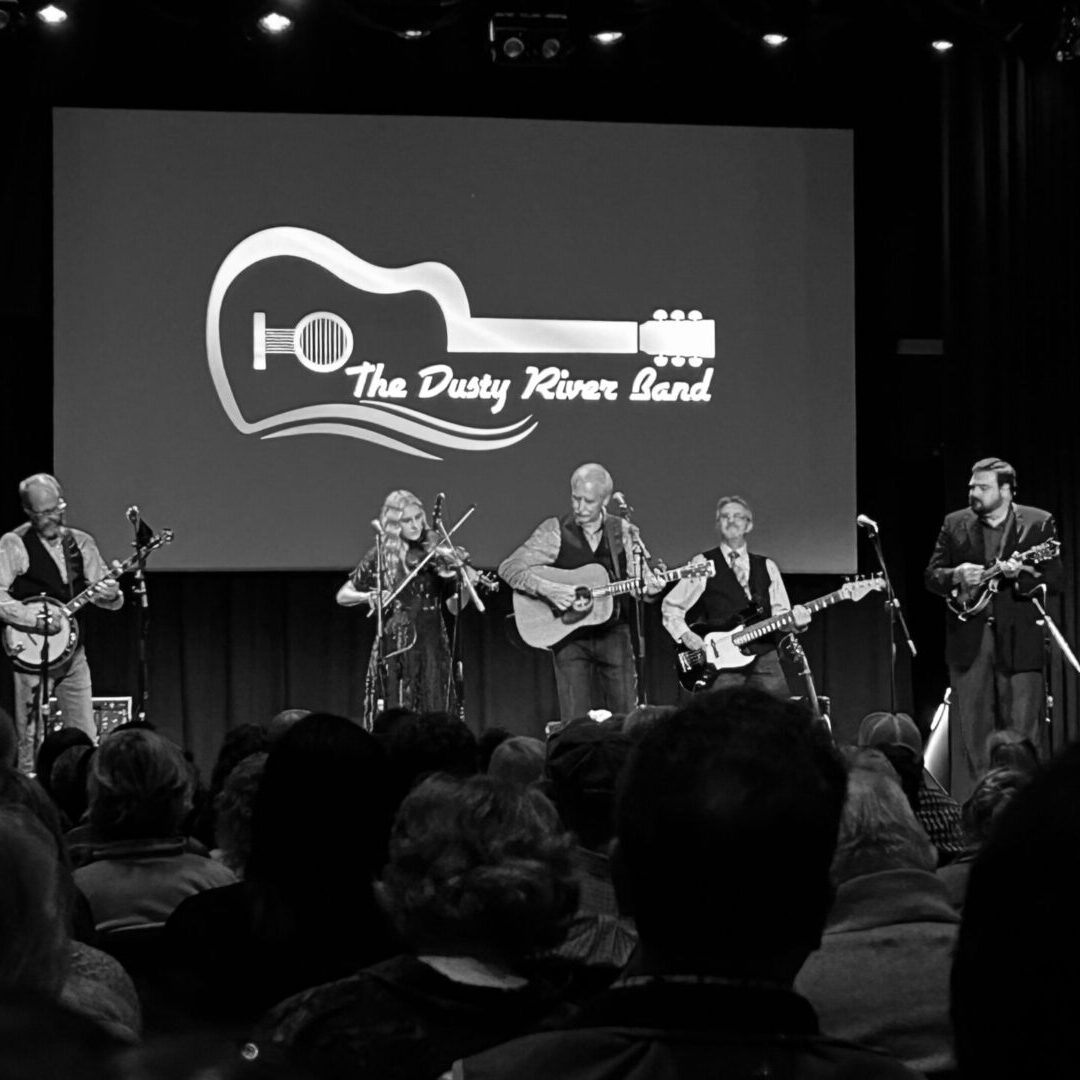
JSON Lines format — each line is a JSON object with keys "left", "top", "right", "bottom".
{"left": 551, "top": 624, "right": 637, "bottom": 721}
{"left": 14, "top": 645, "right": 96, "bottom": 774}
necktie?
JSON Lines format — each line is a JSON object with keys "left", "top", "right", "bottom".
{"left": 730, "top": 550, "right": 749, "bottom": 591}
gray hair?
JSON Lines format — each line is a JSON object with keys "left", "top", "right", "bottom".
{"left": 18, "top": 474, "right": 61, "bottom": 508}
{"left": 715, "top": 495, "right": 753, "bottom": 523}
{"left": 571, "top": 463, "right": 614, "bottom": 498}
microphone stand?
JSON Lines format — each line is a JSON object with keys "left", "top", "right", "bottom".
{"left": 618, "top": 505, "right": 649, "bottom": 707}
{"left": 368, "top": 522, "right": 388, "bottom": 727}
{"left": 130, "top": 513, "right": 152, "bottom": 722}
{"left": 1026, "top": 584, "right": 1080, "bottom": 739}
{"left": 432, "top": 508, "right": 483, "bottom": 722}
{"left": 34, "top": 596, "right": 53, "bottom": 761}
{"left": 863, "top": 522, "right": 916, "bottom": 713}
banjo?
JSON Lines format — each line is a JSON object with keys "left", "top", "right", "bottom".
{"left": 3, "top": 530, "right": 173, "bottom": 674}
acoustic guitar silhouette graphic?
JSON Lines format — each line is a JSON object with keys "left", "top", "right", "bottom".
{"left": 207, "top": 226, "right": 716, "bottom": 459}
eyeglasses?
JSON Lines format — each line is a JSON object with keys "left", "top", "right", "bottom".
{"left": 719, "top": 512, "right": 750, "bottom": 523}
{"left": 25, "top": 498, "right": 67, "bottom": 519}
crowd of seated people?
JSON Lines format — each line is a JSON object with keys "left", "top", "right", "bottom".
{"left": 1, "top": 692, "right": 1078, "bottom": 1079}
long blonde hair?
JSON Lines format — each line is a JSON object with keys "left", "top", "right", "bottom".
{"left": 378, "top": 490, "right": 435, "bottom": 582}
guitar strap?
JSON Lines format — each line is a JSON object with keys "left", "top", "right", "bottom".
{"left": 59, "top": 530, "right": 85, "bottom": 602}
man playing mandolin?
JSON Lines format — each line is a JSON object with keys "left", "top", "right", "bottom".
{"left": 0, "top": 474, "right": 122, "bottom": 772}
{"left": 499, "top": 463, "right": 663, "bottom": 721}
{"left": 924, "top": 456, "right": 1063, "bottom": 800}
{"left": 662, "top": 495, "right": 809, "bottom": 698}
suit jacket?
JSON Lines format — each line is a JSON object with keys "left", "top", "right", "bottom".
{"left": 924, "top": 503, "right": 1062, "bottom": 670}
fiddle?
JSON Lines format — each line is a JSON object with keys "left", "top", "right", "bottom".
{"left": 431, "top": 541, "right": 500, "bottom": 592}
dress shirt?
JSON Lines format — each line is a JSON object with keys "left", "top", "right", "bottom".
{"left": 0, "top": 526, "right": 123, "bottom": 630}
{"left": 661, "top": 543, "right": 791, "bottom": 643}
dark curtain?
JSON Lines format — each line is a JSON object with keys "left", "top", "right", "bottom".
{"left": 942, "top": 50, "right": 1080, "bottom": 749}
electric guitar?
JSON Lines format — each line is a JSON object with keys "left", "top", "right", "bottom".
{"left": 514, "top": 560, "right": 715, "bottom": 649}
{"left": 674, "top": 575, "right": 885, "bottom": 692}
{"left": 947, "top": 539, "right": 1061, "bottom": 621}
{"left": 3, "top": 531, "right": 173, "bottom": 674}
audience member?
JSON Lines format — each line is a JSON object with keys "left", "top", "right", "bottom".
{"left": 383, "top": 710, "right": 479, "bottom": 805}
{"left": 34, "top": 727, "right": 94, "bottom": 799}
{"left": 543, "top": 718, "right": 637, "bottom": 972}
{"left": 456, "top": 688, "right": 920, "bottom": 1079}
{"left": 73, "top": 729, "right": 235, "bottom": 932}
{"left": 620, "top": 703, "right": 676, "bottom": 742}
{"left": 952, "top": 743, "right": 1080, "bottom": 1078}
{"left": 857, "top": 709, "right": 969, "bottom": 863}
{"left": 937, "top": 764, "right": 1032, "bottom": 912}
{"left": 0, "top": 805, "right": 141, "bottom": 1042}
{"left": 211, "top": 751, "right": 268, "bottom": 877}
{"left": 795, "top": 760, "right": 959, "bottom": 1074}
{"left": 51, "top": 743, "right": 96, "bottom": 829}
{"left": 476, "top": 726, "right": 512, "bottom": 773}
{"left": 263, "top": 707, "right": 313, "bottom": 743}
{"left": 985, "top": 728, "right": 1039, "bottom": 775}
{"left": 189, "top": 723, "right": 272, "bottom": 848}
{"left": 247, "top": 773, "right": 578, "bottom": 1080}
{"left": 487, "top": 735, "right": 545, "bottom": 788}
{"left": 164, "top": 713, "right": 398, "bottom": 1026}
{"left": 372, "top": 706, "right": 419, "bottom": 742}
{"left": 0, "top": 707, "right": 17, "bottom": 770}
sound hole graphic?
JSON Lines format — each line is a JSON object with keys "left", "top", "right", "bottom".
{"left": 252, "top": 310, "right": 354, "bottom": 373}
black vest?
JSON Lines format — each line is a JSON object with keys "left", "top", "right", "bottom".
{"left": 688, "top": 547, "right": 774, "bottom": 655}
{"left": 553, "top": 513, "right": 629, "bottom": 627}
{"left": 9, "top": 527, "right": 86, "bottom": 605}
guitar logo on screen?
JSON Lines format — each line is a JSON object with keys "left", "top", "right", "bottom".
{"left": 206, "top": 226, "right": 716, "bottom": 459}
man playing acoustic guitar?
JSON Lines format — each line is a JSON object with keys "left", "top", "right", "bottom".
{"left": 924, "top": 457, "right": 1063, "bottom": 800}
{"left": 661, "top": 494, "right": 809, "bottom": 699}
{"left": 0, "top": 474, "right": 122, "bottom": 773}
{"left": 499, "top": 463, "right": 663, "bottom": 721}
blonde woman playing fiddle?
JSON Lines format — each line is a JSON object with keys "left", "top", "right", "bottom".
{"left": 337, "top": 490, "right": 477, "bottom": 725}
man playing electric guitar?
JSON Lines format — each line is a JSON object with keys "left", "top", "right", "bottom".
{"left": 0, "top": 474, "right": 123, "bottom": 772}
{"left": 499, "top": 463, "right": 663, "bottom": 721}
{"left": 662, "top": 494, "right": 809, "bottom": 698}
{"left": 924, "top": 456, "right": 1063, "bottom": 800}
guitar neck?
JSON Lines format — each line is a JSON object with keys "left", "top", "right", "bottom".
{"left": 65, "top": 557, "right": 134, "bottom": 615}
{"left": 596, "top": 566, "right": 691, "bottom": 599}
{"left": 731, "top": 589, "right": 847, "bottom": 646}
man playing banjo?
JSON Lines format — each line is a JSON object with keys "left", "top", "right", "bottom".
{"left": 0, "top": 473, "right": 122, "bottom": 772}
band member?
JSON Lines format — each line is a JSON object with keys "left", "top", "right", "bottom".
{"left": 662, "top": 495, "right": 809, "bottom": 697}
{"left": 499, "top": 463, "right": 662, "bottom": 721}
{"left": 0, "top": 474, "right": 123, "bottom": 772}
{"left": 924, "top": 457, "right": 1062, "bottom": 801}
{"left": 337, "top": 490, "right": 476, "bottom": 725}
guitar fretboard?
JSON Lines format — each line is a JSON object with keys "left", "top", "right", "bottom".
{"left": 731, "top": 589, "right": 849, "bottom": 647}
{"left": 597, "top": 563, "right": 710, "bottom": 598}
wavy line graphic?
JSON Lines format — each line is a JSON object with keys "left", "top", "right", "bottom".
{"left": 205, "top": 226, "right": 539, "bottom": 459}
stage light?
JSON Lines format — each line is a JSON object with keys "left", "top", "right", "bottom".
{"left": 36, "top": 3, "right": 67, "bottom": 24}
{"left": 395, "top": 28, "right": 430, "bottom": 39}
{"left": 257, "top": 11, "right": 293, "bottom": 34}
{"left": 930, "top": 38, "right": 954, "bottom": 52}
{"left": 489, "top": 11, "right": 571, "bottom": 66}
{"left": 762, "top": 32, "right": 787, "bottom": 47}
{"left": 591, "top": 30, "right": 624, "bottom": 45}
{"left": 1053, "top": 4, "right": 1080, "bottom": 61}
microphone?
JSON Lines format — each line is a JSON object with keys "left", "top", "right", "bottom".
{"left": 126, "top": 505, "right": 141, "bottom": 526}
{"left": 432, "top": 492, "right": 445, "bottom": 527}
{"left": 611, "top": 491, "right": 633, "bottom": 517}
{"left": 371, "top": 519, "right": 384, "bottom": 536}
{"left": 856, "top": 514, "right": 879, "bottom": 534}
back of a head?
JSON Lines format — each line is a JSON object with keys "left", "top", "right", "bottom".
{"left": 614, "top": 688, "right": 846, "bottom": 973}
{"left": 546, "top": 719, "right": 632, "bottom": 852}
{"left": 382, "top": 773, "right": 577, "bottom": 964}
{"left": 0, "top": 709, "right": 19, "bottom": 772}
{"left": 487, "top": 736, "right": 546, "bottom": 789}
{"left": 247, "top": 713, "right": 392, "bottom": 893}
{"left": 622, "top": 703, "right": 677, "bottom": 742}
{"left": 961, "top": 766, "right": 1031, "bottom": 847}
{"left": 50, "top": 746, "right": 95, "bottom": 828}
{"left": 383, "top": 711, "right": 479, "bottom": 801}
{"left": 856, "top": 710, "right": 924, "bottom": 808}
{"left": 831, "top": 763, "right": 937, "bottom": 883}
{"left": 264, "top": 707, "right": 313, "bottom": 744}
{"left": 89, "top": 729, "right": 192, "bottom": 841}
{"left": 986, "top": 729, "right": 1039, "bottom": 776}
{"left": 953, "top": 743, "right": 1080, "bottom": 1077}
{"left": 34, "top": 729, "right": 94, "bottom": 797}
{"left": 0, "top": 808, "right": 68, "bottom": 996}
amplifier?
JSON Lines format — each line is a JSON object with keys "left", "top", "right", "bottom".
{"left": 46, "top": 695, "right": 134, "bottom": 738}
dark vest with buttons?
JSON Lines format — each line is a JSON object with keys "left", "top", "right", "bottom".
{"left": 552, "top": 513, "right": 629, "bottom": 630}
{"left": 688, "top": 546, "right": 775, "bottom": 656}
{"left": 9, "top": 526, "right": 86, "bottom": 605}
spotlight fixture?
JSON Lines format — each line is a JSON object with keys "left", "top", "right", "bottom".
{"left": 36, "top": 2, "right": 67, "bottom": 23}
{"left": 762, "top": 32, "right": 788, "bottom": 47}
{"left": 489, "top": 11, "right": 572, "bottom": 66}
{"left": 395, "top": 28, "right": 430, "bottom": 39}
{"left": 590, "top": 30, "right": 623, "bottom": 45}
{"left": 930, "top": 38, "right": 954, "bottom": 52}
{"left": 257, "top": 11, "right": 293, "bottom": 34}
